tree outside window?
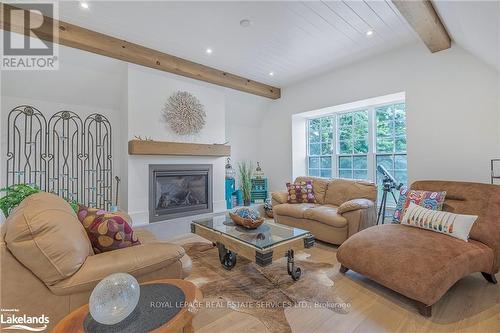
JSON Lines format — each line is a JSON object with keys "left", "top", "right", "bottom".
{"left": 375, "top": 103, "right": 407, "bottom": 205}
{"left": 306, "top": 101, "right": 407, "bottom": 207}
{"left": 338, "top": 111, "right": 369, "bottom": 180}
{"left": 307, "top": 116, "right": 334, "bottom": 178}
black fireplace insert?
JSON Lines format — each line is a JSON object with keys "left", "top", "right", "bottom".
{"left": 149, "top": 164, "right": 213, "bottom": 222}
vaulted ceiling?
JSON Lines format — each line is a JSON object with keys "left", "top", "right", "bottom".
{"left": 57, "top": 1, "right": 419, "bottom": 86}
{"left": 433, "top": 0, "right": 500, "bottom": 72}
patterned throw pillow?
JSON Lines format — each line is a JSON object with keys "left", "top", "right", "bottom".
{"left": 77, "top": 205, "right": 140, "bottom": 253}
{"left": 401, "top": 202, "right": 478, "bottom": 241}
{"left": 393, "top": 187, "right": 446, "bottom": 223}
{"left": 286, "top": 180, "right": 316, "bottom": 204}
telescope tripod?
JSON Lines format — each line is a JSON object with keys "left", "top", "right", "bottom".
{"left": 376, "top": 177, "right": 398, "bottom": 225}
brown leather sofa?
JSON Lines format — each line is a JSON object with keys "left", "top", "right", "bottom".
{"left": 337, "top": 180, "right": 500, "bottom": 317}
{"left": 272, "top": 177, "right": 377, "bottom": 244}
{"left": 0, "top": 192, "right": 192, "bottom": 331}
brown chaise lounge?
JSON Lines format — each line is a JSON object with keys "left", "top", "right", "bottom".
{"left": 336, "top": 180, "right": 499, "bottom": 317}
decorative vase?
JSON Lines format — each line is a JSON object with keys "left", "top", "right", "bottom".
{"left": 264, "top": 198, "right": 273, "bottom": 218}
{"left": 244, "top": 199, "right": 251, "bottom": 206}
{"left": 89, "top": 273, "right": 140, "bottom": 325}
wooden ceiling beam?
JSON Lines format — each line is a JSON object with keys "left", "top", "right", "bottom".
{"left": 0, "top": 3, "right": 281, "bottom": 99}
{"left": 392, "top": 0, "right": 451, "bottom": 53}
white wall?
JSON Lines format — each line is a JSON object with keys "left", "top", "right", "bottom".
{"left": 0, "top": 45, "right": 268, "bottom": 225}
{"left": 224, "top": 88, "right": 271, "bottom": 184}
{"left": 1, "top": 46, "right": 128, "bottom": 211}
{"left": 0, "top": 96, "right": 125, "bottom": 198}
{"left": 6, "top": 39, "right": 497, "bottom": 223}
{"left": 261, "top": 43, "right": 500, "bottom": 191}
{"left": 125, "top": 64, "right": 227, "bottom": 225}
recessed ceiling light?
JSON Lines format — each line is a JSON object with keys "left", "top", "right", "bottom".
{"left": 206, "top": 48, "right": 213, "bottom": 54}
{"left": 366, "top": 30, "right": 374, "bottom": 37}
{"left": 80, "top": 2, "right": 89, "bottom": 9}
{"left": 240, "top": 19, "right": 252, "bottom": 28}
{"left": 269, "top": 72, "right": 274, "bottom": 76}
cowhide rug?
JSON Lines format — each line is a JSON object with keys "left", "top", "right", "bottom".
{"left": 186, "top": 247, "right": 350, "bottom": 333}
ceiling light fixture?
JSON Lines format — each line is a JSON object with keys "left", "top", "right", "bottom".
{"left": 240, "top": 19, "right": 252, "bottom": 28}
{"left": 269, "top": 72, "right": 274, "bottom": 76}
{"left": 206, "top": 48, "right": 213, "bottom": 54}
{"left": 80, "top": 2, "right": 89, "bottom": 9}
{"left": 366, "top": 30, "right": 374, "bottom": 37}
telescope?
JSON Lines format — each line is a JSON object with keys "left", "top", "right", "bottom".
{"left": 377, "top": 165, "right": 403, "bottom": 191}
{"left": 376, "top": 165, "right": 403, "bottom": 224}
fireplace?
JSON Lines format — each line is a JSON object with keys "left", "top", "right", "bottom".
{"left": 149, "top": 164, "right": 213, "bottom": 222}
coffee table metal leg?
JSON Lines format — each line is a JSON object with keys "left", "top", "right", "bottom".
{"left": 216, "top": 242, "right": 237, "bottom": 270}
{"left": 286, "top": 249, "right": 301, "bottom": 281}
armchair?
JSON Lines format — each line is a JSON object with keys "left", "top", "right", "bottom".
{"left": 0, "top": 192, "right": 191, "bottom": 331}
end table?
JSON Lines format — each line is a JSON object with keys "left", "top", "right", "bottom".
{"left": 53, "top": 279, "right": 201, "bottom": 333}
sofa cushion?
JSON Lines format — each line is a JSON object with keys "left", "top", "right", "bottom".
{"left": 325, "top": 178, "right": 377, "bottom": 206}
{"left": 286, "top": 180, "right": 316, "bottom": 203}
{"left": 295, "top": 176, "right": 329, "bottom": 204}
{"left": 77, "top": 205, "right": 141, "bottom": 253}
{"left": 401, "top": 202, "right": 478, "bottom": 241}
{"left": 393, "top": 187, "right": 446, "bottom": 223}
{"left": 5, "top": 192, "right": 93, "bottom": 285}
{"left": 272, "top": 203, "right": 316, "bottom": 219}
{"left": 337, "top": 224, "right": 494, "bottom": 305}
{"left": 303, "top": 205, "right": 347, "bottom": 228}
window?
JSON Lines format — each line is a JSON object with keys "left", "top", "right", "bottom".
{"left": 375, "top": 103, "right": 407, "bottom": 203}
{"left": 306, "top": 102, "right": 407, "bottom": 204}
{"left": 307, "top": 116, "right": 334, "bottom": 178}
{"left": 338, "top": 111, "right": 369, "bottom": 180}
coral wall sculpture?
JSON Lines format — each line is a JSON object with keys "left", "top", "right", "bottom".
{"left": 163, "top": 91, "right": 206, "bottom": 135}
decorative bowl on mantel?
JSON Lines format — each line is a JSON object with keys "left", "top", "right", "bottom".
{"left": 229, "top": 207, "right": 265, "bottom": 230}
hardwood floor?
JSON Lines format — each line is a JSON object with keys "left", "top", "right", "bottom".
{"left": 187, "top": 242, "right": 499, "bottom": 333}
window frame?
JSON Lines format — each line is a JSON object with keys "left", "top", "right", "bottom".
{"left": 336, "top": 108, "right": 369, "bottom": 180}
{"left": 305, "top": 99, "right": 406, "bottom": 186}
{"left": 306, "top": 116, "right": 334, "bottom": 178}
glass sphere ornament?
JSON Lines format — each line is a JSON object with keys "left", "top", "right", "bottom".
{"left": 225, "top": 157, "right": 235, "bottom": 179}
{"left": 89, "top": 273, "right": 140, "bottom": 325}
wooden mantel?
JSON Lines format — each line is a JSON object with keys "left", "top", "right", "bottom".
{"left": 128, "top": 140, "right": 231, "bottom": 157}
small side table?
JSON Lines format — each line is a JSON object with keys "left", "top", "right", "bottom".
{"left": 53, "top": 279, "right": 201, "bottom": 333}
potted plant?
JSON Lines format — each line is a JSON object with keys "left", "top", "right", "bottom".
{"left": 0, "top": 184, "right": 40, "bottom": 218}
{"left": 237, "top": 161, "right": 253, "bottom": 206}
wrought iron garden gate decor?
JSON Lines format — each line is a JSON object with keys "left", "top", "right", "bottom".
{"left": 6, "top": 105, "right": 113, "bottom": 210}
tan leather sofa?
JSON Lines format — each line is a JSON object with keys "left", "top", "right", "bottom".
{"left": 0, "top": 192, "right": 192, "bottom": 331}
{"left": 272, "top": 177, "right": 377, "bottom": 245}
{"left": 337, "top": 181, "right": 500, "bottom": 317}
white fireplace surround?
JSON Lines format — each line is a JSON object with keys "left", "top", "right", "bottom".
{"left": 127, "top": 156, "right": 225, "bottom": 226}
{"left": 124, "top": 64, "right": 227, "bottom": 226}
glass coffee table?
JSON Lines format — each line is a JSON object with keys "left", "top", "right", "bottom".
{"left": 191, "top": 214, "right": 314, "bottom": 281}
